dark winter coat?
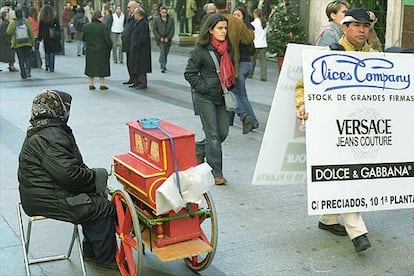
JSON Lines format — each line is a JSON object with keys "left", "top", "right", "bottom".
{"left": 121, "top": 14, "right": 134, "bottom": 53}
{"left": 38, "top": 18, "right": 62, "bottom": 53}
{"left": 82, "top": 21, "right": 112, "bottom": 77}
{"left": 130, "top": 17, "right": 151, "bottom": 74}
{"left": 0, "top": 19, "right": 15, "bottom": 63}
{"left": 184, "top": 43, "right": 234, "bottom": 105}
{"left": 18, "top": 91, "right": 114, "bottom": 224}
{"left": 152, "top": 14, "right": 175, "bottom": 46}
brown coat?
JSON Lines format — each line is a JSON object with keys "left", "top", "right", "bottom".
{"left": 217, "top": 10, "right": 254, "bottom": 74}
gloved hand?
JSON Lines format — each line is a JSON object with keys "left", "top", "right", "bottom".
{"left": 93, "top": 168, "right": 108, "bottom": 193}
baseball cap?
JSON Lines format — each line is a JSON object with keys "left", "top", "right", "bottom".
{"left": 341, "top": 8, "right": 372, "bottom": 25}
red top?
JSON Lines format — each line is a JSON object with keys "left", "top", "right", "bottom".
{"left": 28, "top": 16, "right": 39, "bottom": 37}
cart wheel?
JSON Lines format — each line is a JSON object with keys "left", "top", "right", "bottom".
{"left": 111, "top": 189, "right": 143, "bottom": 276}
{"left": 184, "top": 191, "right": 218, "bottom": 271}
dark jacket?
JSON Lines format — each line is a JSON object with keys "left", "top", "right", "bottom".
{"left": 38, "top": 18, "right": 62, "bottom": 53}
{"left": 18, "top": 118, "right": 114, "bottom": 224}
{"left": 121, "top": 14, "right": 135, "bottom": 53}
{"left": 184, "top": 43, "right": 234, "bottom": 105}
{"left": 130, "top": 17, "right": 151, "bottom": 74}
{"left": 0, "top": 19, "right": 15, "bottom": 63}
{"left": 152, "top": 14, "right": 175, "bottom": 46}
{"left": 82, "top": 21, "right": 112, "bottom": 77}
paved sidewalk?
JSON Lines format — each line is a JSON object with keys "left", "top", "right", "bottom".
{"left": 1, "top": 42, "right": 413, "bottom": 276}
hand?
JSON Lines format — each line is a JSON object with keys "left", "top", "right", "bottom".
{"left": 296, "top": 105, "right": 309, "bottom": 121}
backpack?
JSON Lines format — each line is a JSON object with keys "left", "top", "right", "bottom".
{"left": 75, "top": 16, "right": 87, "bottom": 32}
{"left": 15, "top": 19, "right": 29, "bottom": 43}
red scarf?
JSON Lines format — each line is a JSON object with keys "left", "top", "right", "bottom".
{"left": 210, "top": 36, "right": 235, "bottom": 89}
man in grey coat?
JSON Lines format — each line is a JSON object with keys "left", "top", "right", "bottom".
{"left": 152, "top": 6, "right": 175, "bottom": 73}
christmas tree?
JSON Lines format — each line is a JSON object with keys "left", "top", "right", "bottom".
{"left": 267, "top": 1, "right": 307, "bottom": 57}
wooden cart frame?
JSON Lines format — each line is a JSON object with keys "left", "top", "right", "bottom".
{"left": 110, "top": 187, "right": 218, "bottom": 276}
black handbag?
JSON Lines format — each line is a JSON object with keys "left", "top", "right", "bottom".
{"left": 30, "top": 50, "right": 42, "bottom": 68}
{"left": 49, "top": 23, "right": 61, "bottom": 40}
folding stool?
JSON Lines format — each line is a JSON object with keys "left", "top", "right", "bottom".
{"left": 17, "top": 202, "right": 87, "bottom": 276}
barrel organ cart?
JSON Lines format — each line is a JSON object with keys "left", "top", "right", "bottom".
{"left": 110, "top": 120, "right": 217, "bottom": 275}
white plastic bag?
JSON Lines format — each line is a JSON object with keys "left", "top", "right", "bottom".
{"left": 155, "top": 163, "right": 214, "bottom": 215}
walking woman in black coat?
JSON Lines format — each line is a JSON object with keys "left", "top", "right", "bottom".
{"left": 38, "top": 4, "right": 62, "bottom": 72}
{"left": 184, "top": 13, "right": 235, "bottom": 185}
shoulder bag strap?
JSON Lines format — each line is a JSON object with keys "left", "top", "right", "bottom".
{"left": 209, "top": 50, "right": 227, "bottom": 92}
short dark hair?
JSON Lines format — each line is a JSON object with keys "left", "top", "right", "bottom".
{"left": 15, "top": 9, "right": 23, "bottom": 19}
{"left": 213, "top": 0, "right": 226, "bottom": 10}
{"left": 92, "top": 10, "right": 103, "bottom": 22}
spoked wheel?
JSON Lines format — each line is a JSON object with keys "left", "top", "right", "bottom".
{"left": 184, "top": 191, "right": 218, "bottom": 271}
{"left": 111, "top": 189, "right": 143, "bottom": 276}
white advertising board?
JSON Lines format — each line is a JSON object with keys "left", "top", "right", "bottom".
{"left": 303, "top": 50, "right": 414, "bottom": 215}
{"left": 253, "top": 43, "right": 324, "bottom": 185}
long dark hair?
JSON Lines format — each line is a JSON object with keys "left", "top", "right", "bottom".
{"left": 39, "top": 5, "right": 55, "bottom": 23}
{"left": 197, "top": 13, "right": 227, "bottom": 47}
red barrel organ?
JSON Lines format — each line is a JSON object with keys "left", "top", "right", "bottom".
{"left": 111, "top": 119, "right": 217, "bottom": 276}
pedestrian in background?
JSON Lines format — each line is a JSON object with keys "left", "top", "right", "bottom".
{"left": 18, "top": 89, "right": 118, "bottom": 271}
{"left": 38, "top": 4, "right": 62, "bottom": 72}
{"left": 0, "top": 10, "right": 18, "bottom": 72}
{"left": 121, "top": 0, "right": 140, "bottom": 85}
{"left": 82, "top": 11, "right": 112, "bottom": 90}
{"left": 152, "top": 6, "right": 174, "bottom": 73}
{"left": 295, "top": 8, "right": 375, "bottom": 253}
{"left": 102, "top": 5, "right": 112, "bottom": 31}
{"left": 73, "top": 7, "right": 88, "bottom": 57}
{"left": 313, "top": 0, "right": 350, "bottom": 46}
{"left": 0, "top": 1, "right": 16, "bottom": 19}
{"left": 28, "top": 7, "right": 42, "bottom": 68}
{"left": 232, "top": 6, "right": 259, "bottom": 133}
{"left": 6, "top": 9, "right": 34, "bottom": 79}
{"left": 61, "top": 1, "right": 74, "bottom": 42}
{"left": 84, "top": 0, "right": 94, "bottom": 23}
{"left": 250, "top": 9, "right": 268, "bottom": 81}
{"left": 129, "top": 6, "right": 151, "bottom": 89}
{"left": 184, "top": 13, "right": 234, "bottom": 185}
{"left": 214, "top": 0, "right": 254, "bottom": 76}
{"left": 110, "top": 4, "right": 125, "bottom": 64}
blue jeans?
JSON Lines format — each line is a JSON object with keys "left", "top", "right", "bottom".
{"left": 235, "top": 61, "right": 259, "bottom": 127}
{"left": 194, "top": 93, "right": 229, "bottom": 178}
{"left": 158, "top": 42, "right": 170, "bottom": 70}
{"left": 45, "top": 52, "right": 55, "bottom": 71}
{"left": 77, "top": 39, "right": 83, "bottom": 56}
{"left": 15, "top": 46, "right": 31, "bottom": 79}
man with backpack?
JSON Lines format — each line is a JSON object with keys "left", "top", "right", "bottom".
{"left": 6, "top": 9, "right": 34, "bottom": 79}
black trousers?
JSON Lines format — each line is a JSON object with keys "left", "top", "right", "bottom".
{"left": 81, "top": 216, "right": 116, "bottom": 265}
{"left": 126, "top": 52, "right": 132, "bottom": 81}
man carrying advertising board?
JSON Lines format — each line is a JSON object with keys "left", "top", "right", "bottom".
{"left": 295, "top": 8, "right": 375, "bottom": 253}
